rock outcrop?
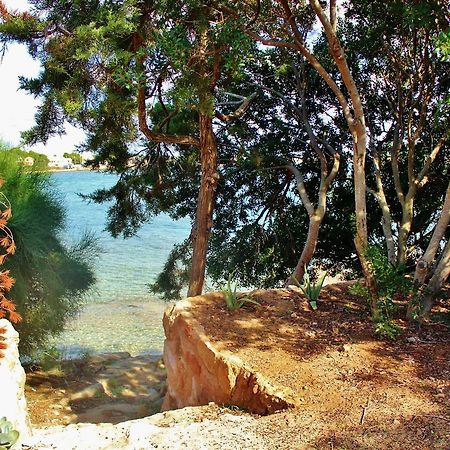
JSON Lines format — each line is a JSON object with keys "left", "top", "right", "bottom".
{"left": 162, "top": 294, "right": 299, "bottom": 414}
{"left": 23, "top": 405, "right": 268, "bottom": 450}
{"left": 0, "top": 319, "right": 32, "bottom": 442}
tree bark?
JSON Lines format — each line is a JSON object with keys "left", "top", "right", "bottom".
{"left": 414, "top": 181, "right": 450, "bottom": 285}
{"left": 290, "top": 215, "right": 322, "bottom": 283}
{"left": 187, "top": 113, "right": 218, "bottom": 296}
{"left": 369, "top": 147, "right": 396, "bottom": 263}
{"left": 377, "top": 192, "right": 396, "bottom": 264}
{"left": 398, "top": 194, "right": 414, "bottom": 265}
{"left": 421, "top": 239, "right": 450, "bottom": 317}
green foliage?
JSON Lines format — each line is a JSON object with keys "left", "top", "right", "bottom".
{"left": 350, "top": 246, "right": 412, "bottom": 339}
{"left": 0, "top": 152, "right": 97, "bottom": 357}
{"left": 63, "top": 152, "right": 82, "bottom": 165}
{"left": 0, "top": 417, "right": 19, "bottom": 450}
{"left": 368, "top": 246, "right": 412, "bottom": 307}
{"left": 0, "top": 141, "right": 49, "bottom": 171}
{"left": 148, "top": 241, "right": 191, "bottom": 301}
{"left": 222, "top": 271, "right": 260, "bottom": 311}
{"left": 294, "top": 268, "right": 327, "bottom": 310}
{"left": 373, "top": 321, "right": 402, "bottom": 341}
{"left": 220, "top": 404, "right": 247, "bottom": 413}
{"left": 435, "top": 31, "right": 450, "bottom": 61}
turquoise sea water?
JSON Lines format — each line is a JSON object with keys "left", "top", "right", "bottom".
{"left": 50, "top": 171, "right": 191, "bottom": 357}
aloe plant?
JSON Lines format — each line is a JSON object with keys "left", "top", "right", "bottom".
{"left": 0, "top": 417, "right": 19, "bottom": 450}
{"left": 222, "top": 270, "right": 260, "bottom": 311}
{"left": 296, "top": 268, "right": 327, "bottom": 310}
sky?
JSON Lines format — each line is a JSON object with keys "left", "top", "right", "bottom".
{"left": 0, "top": 0, "right": 85, "bottom": 157}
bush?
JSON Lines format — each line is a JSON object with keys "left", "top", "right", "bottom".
{"left": 350, "top": 246, "right": 412, "bottom": 339}
{"left": 0, "top": 151, "right": 96, "bottom": 357}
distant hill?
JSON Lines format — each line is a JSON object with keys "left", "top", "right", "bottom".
{"left": 0, "top": 143, "right": 49, "bottom": 171}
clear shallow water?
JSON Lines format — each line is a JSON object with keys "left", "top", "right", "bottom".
{"left": 50, "top": 171, "right": 191, "bottom": 357}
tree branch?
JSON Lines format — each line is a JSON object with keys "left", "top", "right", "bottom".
{"left": 330, "top": 0, "right": 337, "bottom": 33}
{"left": 416, "top": 131, "right": 449, "bottom": 188}
{"left": 275, "top": 0, "right": 356, "bottom": 134}
{"left": 284, "top": 163, "right": 315, "bottom": 216}
{"left": 137, "top": 76, "right": 199, "bottom": 147}
{"left": 215, "top": 92, "right": 257, "bottom": 122}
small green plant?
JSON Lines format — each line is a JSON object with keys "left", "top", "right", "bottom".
{"left": 110, "top": 385, "right": 125, "bottom": 397}
{"left": 222, "top": 270, "right": 260, "bottom": 311}
{"left": 94, "top": 390, "right": 108, "bottom": 399}
{"left": 293, "top": 268, "right": 327, "bottom": 310}
{"left": 39, "top": 345, "right": 63, "bottom": 371}
{"left": 350, "top": 246, "right": 412, "bottom": 340}
{"left": 108, "top": 378, "right": 125, "bottom": 397}
{"left": 0, "top": 417, "right": 19, "bottom": 450}
{"left": 348, "top": 282, "right": 367, "bottom": 298}
{"left": 374, "top": 320, "right": 402, "bottom": 340}
{"left": 407, "top": 292, "right": 424, "bottom": 321}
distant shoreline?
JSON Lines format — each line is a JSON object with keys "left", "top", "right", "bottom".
{"left": 47, "top": 167, "right": 106, "bottom": 173}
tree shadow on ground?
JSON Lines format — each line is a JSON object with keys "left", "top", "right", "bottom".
{"left": 193, "top": 283, "right": 449, "bottom": 386}
{"left": 26, "top": 352, "right": 166, "bottom": 425}
{"left": 188, "top": 283, "right": 449, "bottom": 447}
{"left": 311, "top": 411, "right": 450, "bottom": 449}
{"left": 194, "top": 282, "right": 373, "bottom": 362}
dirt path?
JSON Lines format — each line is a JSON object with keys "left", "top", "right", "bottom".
{"left": 26, "top": 353, "right": 166, "bottom": 426}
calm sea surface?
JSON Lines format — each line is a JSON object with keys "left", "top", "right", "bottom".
{"left": 50, "top": 171, "right": 191, "bottom": 357}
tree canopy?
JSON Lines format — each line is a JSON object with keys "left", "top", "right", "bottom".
{"left": 63, "top": 152, "right": 82, "bottom": 164}
{"left": 0, "top": 140, "right": 49, "bottom": 171}
{"left": 0, "top": 0, "right": 448, "bottom": 327}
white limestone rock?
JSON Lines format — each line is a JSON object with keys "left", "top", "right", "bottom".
{"left": 0, "top": 319, "right": 32, "bottom": 443}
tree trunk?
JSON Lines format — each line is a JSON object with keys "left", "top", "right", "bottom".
{"left": 311, "top": 1, "right": 378, "bottom": 311}
{"left": 421, "top": 239, "right": 450, "bottom": 317}
{"left": 380, "top": 205, "right": 396, "bottom": 265}
{"left": 353, "top": 128, "right": 378, "bottom": 314}
{"left": 372, "top": 189, "right": 396, "bottom": 263}
{"left": 370, "top": 149, "right": 396, "bottom": 263}
{"left": 187, "top": 113, "right": 218, "bottom": 297}
{"left": 288, "top": 214, "right": 322, "bottom": 284}
{"left": 414, "top": 181, "right": 450, "bottom": 285}
{"left": 398, "top": 194, "right": 414, "bottom": 266}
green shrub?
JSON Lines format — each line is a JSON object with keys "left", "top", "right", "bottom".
{"left": 350, "top": 246, "right": 412, "bottom": 339}
{"left": 0, "top": 151, "right": 97, "bottom": 358}
{"left": 222, "top": 271, "right": 260, "bottom": 311}
{"left": 294, "top": 268, "right": 327, "bottom": 310}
